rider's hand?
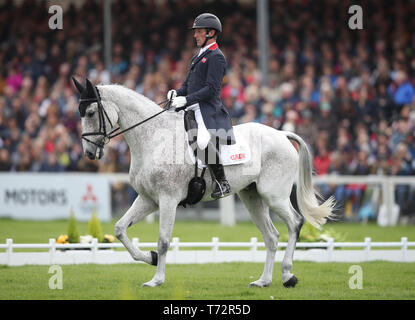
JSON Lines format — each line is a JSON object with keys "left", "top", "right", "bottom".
{"left": 167, "top": 90, "right": 177, "bottom": 100}
{"left": 171, "top": 96, "right": 187, "bottom": 111}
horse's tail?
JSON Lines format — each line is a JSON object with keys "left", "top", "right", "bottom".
{"left": 283, "top": 131, "right": 336, "bottom": 229}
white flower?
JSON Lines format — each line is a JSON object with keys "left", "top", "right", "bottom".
{"left": 80, "top": 235, "right": 93, "bottom": 244}
{"left": 318, "top": 234, "right": 331, "bottom": 242}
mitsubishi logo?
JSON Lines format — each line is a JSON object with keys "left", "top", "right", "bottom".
{"left": 82, "top": 184, "right": 97, "bottom": 203}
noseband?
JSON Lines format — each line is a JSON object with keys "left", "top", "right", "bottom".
{"left": 80, "top": 88, "right": 172, "bottom": 149}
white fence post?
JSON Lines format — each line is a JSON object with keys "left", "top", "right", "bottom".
{"left": 220, "top": 195, "right": 235, "bottom": 226}
{"left": 364, "top": 237, "right": 371, "bottom": 261}
{"left": 145, "top": 213, "right": 155, "bottom": 224}
{"left": 6, "top": 238, "right": 13, "bottom": 266}
{"left": 132, "top": 237, "right": 139, "bottom": 248}
{"left": 327, "top": 238, "right": 334, "bottom": 262}
{"left": 172, "top": 237, "right": 179, "bottom": 263}
{"left": 212, "top": 237, "right": 219, "bottom": 262}
{"left": 250, "top": 237, "right": 258, "bottom": 262}
{"left": 381, "top": 180, "right": 390, "bottom": 225}
{"left": 401, "top": 237, "right": 408, "bottom": 262}
{"left": 387, "top": 180, "right": 395, "bottom": 226}
{"left": 92, "top": 238, "right": 98, "bottom": 263}
{"left": 49, "top": 238, "right": 56, "bottom": 265}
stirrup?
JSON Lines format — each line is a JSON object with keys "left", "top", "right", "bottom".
{"left": 211, "top": 179, "right": 231, "bottom": 199}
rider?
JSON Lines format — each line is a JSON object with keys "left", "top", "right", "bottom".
{"left": 168, "top": 13, "right": 234, "bottom": 199}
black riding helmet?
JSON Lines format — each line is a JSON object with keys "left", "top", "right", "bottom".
{"left": 192, "top": 13, "right": 222, "bottom": 32}
{"left": 191, "top": 13, "right": 222, "bottom": 47}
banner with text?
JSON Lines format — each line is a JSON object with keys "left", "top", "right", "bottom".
{"left": 0, "top": 173, "right": 111, "bottom": 222}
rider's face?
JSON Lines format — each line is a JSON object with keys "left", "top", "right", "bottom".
{"left": 194, "top": 28, "right": 208, "bottom": 47}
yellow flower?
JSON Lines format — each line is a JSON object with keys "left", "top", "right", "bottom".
{"left": 103, "top": 234, "right": 115, "bottom": 243}
{"left": 57, "top": 234, "right": 68, "bottom": 244}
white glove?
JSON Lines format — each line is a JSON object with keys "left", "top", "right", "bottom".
{"left": 171, "top": 96, "right": 187, "bottom": 110}
{"left": 167, "top": 89, "right": 177, "bottom": 100}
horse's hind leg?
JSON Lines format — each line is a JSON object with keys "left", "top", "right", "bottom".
{"left": 268, "top": 198, "right": 304, "bottom": 288}
{"left": 238, "top": 185, "right": 279, "bottom": 288}
{"left": 115, "top": 195, "right": 157, "bottom": 265}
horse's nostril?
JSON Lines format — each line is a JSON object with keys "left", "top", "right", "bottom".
{"left": 86, "top": 150, "right": 95, "bottom": 159}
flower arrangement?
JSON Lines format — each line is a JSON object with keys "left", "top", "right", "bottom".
{"left": 56, "top": 208, "right": 115, "bottom": 248}
{"left": 78, "top": 234, "right": 115, "bottom": 244}
{"left": 280, "top": 222, "right": 346, "bottom": 244}
{"left": 80, "top": 235, "right": 93, "bottom": 244}
{"left": 88, "top": 208, "right": 103, "bottom": 242}
{"left": 103, "top": 234, "right": 115, "bottom": 243}
{"left": 56, "top": 234, "right": 69, "bottom": 244}
{"left": 67, "top": 208, "right": 80, "bottom": 243}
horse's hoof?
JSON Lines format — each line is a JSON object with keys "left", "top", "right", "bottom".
{"left": 283, "top": 275, "right": 298, "bottom": 288}
{"left": 248, "top": 279, "right": 271, "bottom": 288}
{"left": 150, "top": 250, "right": 158, "bottom": 266}
{"left": 141, "top": 279, "right": 163, "bottom": 287}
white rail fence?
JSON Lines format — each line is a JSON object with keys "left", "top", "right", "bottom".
{"left": 1, "top": 237, "right": 414, "bottom": 266}
{"left": 314, "top": 175, "right": 415, "bottom": 226}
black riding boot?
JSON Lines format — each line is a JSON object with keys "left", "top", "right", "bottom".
{"left": 208, "top": 163, "right": 231, "bottom": 199}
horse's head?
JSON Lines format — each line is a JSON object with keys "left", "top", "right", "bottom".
{"left": 72, "top": 77, "right": 119, "bottom": 160}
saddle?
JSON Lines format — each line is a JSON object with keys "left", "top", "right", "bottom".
{"left": 185, "top": 114, "right": 251, "bottom": 170}
{"left": 178, "top": 110, "right": 251, "bottom": 207}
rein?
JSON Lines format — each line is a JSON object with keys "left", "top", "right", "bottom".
{"left": 107, "top": 101, "right": 170, "bottom": 140}
{"left": 81, "top": 94, "right": 172, "bottom": 149}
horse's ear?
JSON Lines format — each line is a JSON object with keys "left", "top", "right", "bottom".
{"left": 72, "top": 77, "right": 85, "bottom": 93}
{"left": 85, "top": 78, "right": 96, "bottom": 97}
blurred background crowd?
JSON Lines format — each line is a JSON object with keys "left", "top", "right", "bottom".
{"left": 1, "top": 0, "right": 415, "bottom": 220}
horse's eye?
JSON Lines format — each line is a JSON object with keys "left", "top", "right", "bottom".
{"left": 87, "top": 111, "right": 95, "bottom": 118}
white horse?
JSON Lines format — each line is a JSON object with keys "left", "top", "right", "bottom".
{"left": 74, "top": 78, "right": 335, "bottom": 288}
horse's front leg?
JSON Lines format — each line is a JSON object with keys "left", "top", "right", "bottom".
{"left": 142, "top": 196, "right": 177, "bottom": 287}
{"left": 115, "top": 195, "right": 157, "bottom": 264}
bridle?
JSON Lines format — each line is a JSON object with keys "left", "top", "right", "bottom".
{"left": 80, "top": 86, "right": 172, "bottom": 149}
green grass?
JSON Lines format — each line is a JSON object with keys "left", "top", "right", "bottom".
{"left": 1, "top": 219, "right": 414, "bottom": 300}
{"left": 0, "top": 262, "right": 414, "bottom": 300}
{"left": 0, "top": 219, "right": 414, "bottom": 244}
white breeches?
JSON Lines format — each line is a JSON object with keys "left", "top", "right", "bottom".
{"left": 186, "top": 103, "right": 211, "bottom": 150}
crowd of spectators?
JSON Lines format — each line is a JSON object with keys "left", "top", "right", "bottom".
{"left": 1, "top": 0, "right": 415, "bottom": 218}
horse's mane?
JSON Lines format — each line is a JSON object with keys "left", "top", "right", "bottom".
{"left": 98, "top": 84, "right": 162, "bottom": 112}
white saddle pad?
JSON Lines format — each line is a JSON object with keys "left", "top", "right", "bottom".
{"left": 186, "top": 130, "right": 251, "bottom": 169}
